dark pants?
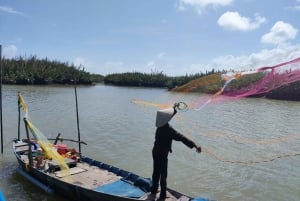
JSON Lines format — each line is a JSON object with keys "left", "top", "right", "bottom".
{"left": 151, "top": 150, "right": 168, "bottom": 198}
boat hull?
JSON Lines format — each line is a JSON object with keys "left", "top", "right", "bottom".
{"left": 14, "top": 149, "right": 145, "bottom": 201}
{"left": 13, "top": 140, "right": 210, "bottom": 201}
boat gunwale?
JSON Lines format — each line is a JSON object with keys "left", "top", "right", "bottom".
{"left": 12, "top": 140, "right": 195, "bottom": 201}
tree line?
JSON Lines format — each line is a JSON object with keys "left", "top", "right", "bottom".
{"left": 1, "top": 56, "right": 299, "bottom": 100}
{"left": 0, "top": 56, "right": 222, "bottom": 88}
{"left": 0, "top": 56, "right": 103, "bottom": 85}
{"left": 103, "top": 69, "right": 221, "bottom": 90}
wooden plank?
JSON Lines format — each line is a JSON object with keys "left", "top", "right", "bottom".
{"left": 68, "top": 163, "right": 122, "bottom": 189}
{"left": 15, "top": 142, "right": 29, "bottom": 147}
{"left": 15, "top": 145, "right": 30, "bottom": 153}
{"left": 55, "top": 166, "right": 87, "bottom": 178}
{"left": 20, "top": 154, "right": 29, "bottom": 163}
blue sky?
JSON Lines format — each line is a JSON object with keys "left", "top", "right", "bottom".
{"left": 1, "top": 0, "right": 300, "bottom": 76}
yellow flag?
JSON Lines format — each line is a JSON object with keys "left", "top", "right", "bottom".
{"left": 18, "top": 93, "right": 28, "bottom": 114}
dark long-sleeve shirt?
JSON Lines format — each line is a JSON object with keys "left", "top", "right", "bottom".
{"left": 152, "top": 123, "right": 196, "bottom": 158}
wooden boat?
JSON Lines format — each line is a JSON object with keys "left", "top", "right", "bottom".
{"left": 13, "top": 93, "right": 212, "bottom": 201}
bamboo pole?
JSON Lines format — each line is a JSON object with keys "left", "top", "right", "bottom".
{"left": 24, "top": 118, "right": 33, "bottom": 168}
{"left": 0, "top": 45, "right": 3, "bottom": 154}
{"left": 74, "top": 84, "right": 82, "bottom": 159}
{"left": 18, "top": 96, "right": 21, "bottom": 140}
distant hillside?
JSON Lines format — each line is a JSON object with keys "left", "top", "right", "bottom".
{"left": 172, "top": 72, "right": 300, "bottom": 101}
{"left": 171, "top": 73, "right": 222, "bottom": 93}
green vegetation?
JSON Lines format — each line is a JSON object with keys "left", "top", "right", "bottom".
{"left": 171, "top": 73, "right": 222, "bottom": 93}
{"left": 0, "top": 56, "right": 226, "bottom": 90}
{"left": 1, "top": 56, "right": 299, "bottom": 101}
{"left": 1, "top": 56, "right": 104, "bottom": 85}
{"left": 172, "top": 71, "right": 300, "bottom": 101}
{"left": 171, "top": 72, "right": 266, "bottom": 94}
{"left": 104, "top": 70, "right": 220, "bottom": 89}
{"left": 104, "top": 72, "right": 167, "bottom": 87}
{"left": 222, "top": 72, "right": 266, "bottom": 94}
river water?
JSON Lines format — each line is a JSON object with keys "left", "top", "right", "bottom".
{"left": 0, "top": 84, "right": 300, "bottom": 201}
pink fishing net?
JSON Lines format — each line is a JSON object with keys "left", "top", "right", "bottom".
{"left": 225, "top": 57, "right": 300, "bottom": 98}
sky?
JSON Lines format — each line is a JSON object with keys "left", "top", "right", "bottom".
{"left": 1, "top": 0, "right": 300, "bottom": 76}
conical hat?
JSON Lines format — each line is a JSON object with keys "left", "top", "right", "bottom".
{"left": 155, "top": 107, "right": 175, "bottom": 127}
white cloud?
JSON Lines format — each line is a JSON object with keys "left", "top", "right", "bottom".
{"left": 261, "top": 21, "right": 298, "bottom": 45}
{"left": 89, "top": 52, "right": 167, "bottom": 75}
{"left": 74, "top": 57, "right": 86, "bottom": 67}
{"left": 218, "top": 11, "right": 266, "bottom": 31}
{"left": 290, "top": 0, "right": 300, "bottom": 11}
{"left": 92, "top": 44, "right": 300, "bottom": 76}
{"left": 146, "top": 61, "right": 155, "bottom": 68}
{"left": 286, "top": 0, "right": 300, "bottom": 11}
{"left": 157, "top": 52, "right": 166, "bottom": 59}
{"left": 0, "top": 6, "right": 21, "bottom": 14}
{"left": 102, "top": 61, "right": 125, "bottom": 74}
{"left": 3, "top": 44, "right": 18, "bottom": 58}
{"left": 237, "top": 44, "right": 300, "bottom": 69}
{"left": 181, "top": 44, "right": 300, "bottom": 74}
{"left": 144, "top": 52, "right": 167, "bottom": 72}
{"left": 0, "top": 6, "right": 27, "bottom": 17}
{"left": 178, "top": 0, "right": 233, "bottom": 14}
{"left": 74, "top": 57, "right": 101, "bottom": 74}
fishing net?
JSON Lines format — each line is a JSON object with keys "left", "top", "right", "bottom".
{"left": 18, "top": 93, "right": 28, "bottom": 117}
{"left": 131, "top": 99, "right": 170, "bottom": 109}
{"left": 18, "top": 93, "right": 71, "bottom": 182}
{"left": 131, "top": 57, "right": 300, "bottom": 165}
{"left": 224, "top": 57, "right": 300, "bottom": 98}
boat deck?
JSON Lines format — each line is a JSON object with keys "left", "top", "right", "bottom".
{"left": 50, "top": 161, "right": 190, "bottom": 200}
{"left": 51, "top": 162, "right": 121, "bottom": 189}
{"left": 14, "top": 140, "right": 193, "bottom": 201}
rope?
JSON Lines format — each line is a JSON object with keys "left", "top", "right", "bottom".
{"left": 202, "top": 148, "right": 300, "bottom": 165}
{"left": 175, "top": 114, "right": 300, "bottom": 165}
{"left": 131, "top": 96, "right": 300, "bottom": 165}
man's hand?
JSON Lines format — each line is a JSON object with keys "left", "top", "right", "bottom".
{"left": 195, "top": 145, "right": 201, "bottom": 153}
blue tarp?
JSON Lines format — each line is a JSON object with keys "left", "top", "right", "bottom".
{"left": 191, "top": 198, "right": 209, "bottom": 201}
{"left": 0, "top": 191, "right": 5, "bottom": 201}
{"left": 95, "top": 180, "right": 146, "bottom": 198}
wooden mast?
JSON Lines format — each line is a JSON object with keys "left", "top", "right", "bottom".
{"left": 0, "top": 45, "right": 3, "bottom": 154}
{"left": 74, "top": 82, "right": 82, "bottom": 159}
{"left": 18, "top": 92, "right": 21, "bottom": 140}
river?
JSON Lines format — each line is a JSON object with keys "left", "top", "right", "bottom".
{"left": 0, "top": 84, "right": 300, "bottom": 201}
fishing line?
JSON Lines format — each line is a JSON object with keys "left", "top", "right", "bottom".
{"left": 202, "top": 148, "right": 300, "bottom": 165}
{"left": 181, "top": 108, "right": 300, "bottom": 145}
{"left": 132, "top": 57, "right": 300, "bottom": 164}
{"left": 175, "top": 113, "right": 300, "bottom": 165}
{"left": 132, "top": 98, "right": 300, "bottom": 164}
{"left": 180, "top": 113, "right": 300, "bottom": 145}
{"left": 131, "top": 99, "right": 171, "bottom": 109}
